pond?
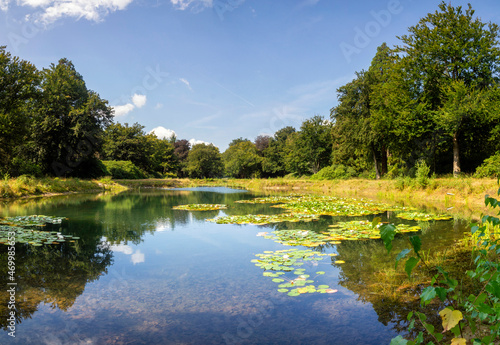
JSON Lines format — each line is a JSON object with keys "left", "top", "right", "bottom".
{"left": 0, "top": 187, "right": 469, "bottom": 344}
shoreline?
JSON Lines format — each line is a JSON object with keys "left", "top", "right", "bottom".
{"left": 1, "top": 177, "right": 497, "bottom": 220}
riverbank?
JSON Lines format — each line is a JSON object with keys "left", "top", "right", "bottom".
{"left": 1, "top": 176, "right": 497, "bottom": 220}
{"left": 0, "top": 176, "right": 127, "bottom": 199}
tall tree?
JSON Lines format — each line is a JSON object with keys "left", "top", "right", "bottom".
{"left": 396, "top": 2, "right": 500, "bottom": 176}
{"left": 184, "top": 144, "right": 223, "bottom": 178}
{"left": 32, "top": 58, "right": 112, "bottom": 177}
{"left": 102, "top": 122, "right": 150, "bottom": 172}
{"left": 0, "top": 46, "right": 40, "bottom": 176}
{"left": 262, "top": 126, "right": 296, "bottom": 177}
{"left": 223, "top": 141, "right": 261, "bottom": 178}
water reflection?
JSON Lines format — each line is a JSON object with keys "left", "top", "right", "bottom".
{"left": 0, "top": 188, "right": 470, "bottom": 344}
{"left": 0, "top": 220, "right": 113, "bottom": 330}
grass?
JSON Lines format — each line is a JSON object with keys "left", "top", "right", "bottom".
{"left": 0, "top": 175, "right": 127, "bottom": 199}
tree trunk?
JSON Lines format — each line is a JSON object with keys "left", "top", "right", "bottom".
{"left": 381, "top": 147, "right": 388, "bottom": 177}
{"left": 453, "top": 132, "right": 460, "bottom": 177}
{"left": 372, "top": 147, "right": 381, "bottom": 180}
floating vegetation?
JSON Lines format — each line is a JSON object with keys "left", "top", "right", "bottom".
{"left": 172, "top": 204, "right": 227, "bottom": 211}
{"left": 324, "top": 221, "right": 421, "bottom": 241}
{"left": 262, "top": 230, "right": 330, "bottom": 247}
{"left": 252, "top": 248, "right": 339, "bottom": 296}
{"left": 0, "top": 215, "right": 65, "bottom": 227}
{"left": 395, "top": 212, "right": 453, "bottom": 221}
{"left": 235, "top": 195, "right": 303, "bottom": 204}
{"left": 0, "top": 215, "right": 78, "bottom": 246}
{"left": 207, "top": 213, "right": 319, "bottom": 225}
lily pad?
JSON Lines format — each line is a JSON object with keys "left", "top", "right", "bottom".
{"left": 173, "top": 204, "right": 227, "bottom": 211}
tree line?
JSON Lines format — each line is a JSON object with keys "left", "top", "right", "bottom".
{"left": 2, "top": 2, "right": 500, "bottom": 180}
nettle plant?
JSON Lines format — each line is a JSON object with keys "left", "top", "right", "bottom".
{"left": 379, "top": 194, "right": 500, "bottom": 345}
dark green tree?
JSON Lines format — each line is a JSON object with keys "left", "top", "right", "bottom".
{"left": 102, "top": 122, "right": 150, "bottom": 172}
{"left": 396, "top": 1, "right": 500, "bottom": 175}
{"left": 31, "top": 58, "right": 112, "bottom": 177}
{"left": 0, "top": 46, "right": 40, "bottom": 176}
{"left": 262, "top": 126, "right": 296, "bottom": 177}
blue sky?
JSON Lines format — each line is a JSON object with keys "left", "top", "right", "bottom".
{"left": 1, "top": 0, "right": 499, "bottom": 150}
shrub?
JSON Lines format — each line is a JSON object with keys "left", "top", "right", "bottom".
{"left": 311, "top": 164, "right": 357, "bottom": 180}
{"left": 102, "top": 161, "right": 146, "bottom": 179}
{"left": 474, "top": 152, "right": 500, "bottom": 178}
{"left": 415, "top": 160, "right": 431, "bottom": 188}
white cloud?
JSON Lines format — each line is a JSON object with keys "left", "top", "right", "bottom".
{"left": 112, "top": 93, "right": 146, "bottom": 117}
{"left": 170, "top": 0, "right": 212, "bottom": 11}
{"left": 155, "top": 103, "right": 164, "bottom": 110}
{"left": 132, "top": 94, "right": 147, "bottom": 108}
{"left": 131, "top": 250, "right": 145, "bottom": 264}
{"left": 113, "top": 103, "right": 134, "bottom": 117}
{"left": 189, "top": 138, "right": 212, "bottom": 146}
{"left": 110, "top": 244, "right": 133, "bottom": 255}
{"left": 1, "top": 0, "right": 134, "bottom": 24}
{"left": 179, "top": 78, "right": 192, "bottom": 90}
{"left": 149, "top": 126, "right": 176, "bottom": 140}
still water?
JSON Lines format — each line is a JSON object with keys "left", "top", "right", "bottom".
{"left": 0, "top": 187, "right": 468, "bottom": 344}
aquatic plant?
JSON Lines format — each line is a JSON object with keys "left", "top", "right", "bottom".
{"left": 173, "top": 204, "right": 227, "bottom": 211}
{"left": 0, "top": 215, "right": 78, "bottom": 246}
{"left": 252, "top": 248, "right": 338, "bottom": 296}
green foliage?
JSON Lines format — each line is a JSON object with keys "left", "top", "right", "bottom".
{"left": 184, "top": 144, "right": 223, "bottom": 179}
{"left": 0, "top": 46, "right": 40, "bottom": 176}
{"left": 31, "top": 58, "right": 113, "bottom": 177}
{"left": 415, "top": 160, "right": 431, "bottom": 188}
{"left": 380, "top": 192, "right": 500, "bottom": 344}
{"left": 310, "top": 164, "right": 357, "bottom": 180}
{"left": 262, "top": 126, "right": 296, "bottom": 177}
{"left": 282, "top": 116, "right": 332, "bottom": 176}
{"left": 102, "top": 160, "right": 146, "bottom": 179}
{"left": 223, "top": 141, "right": 261, "bottom": 178}
{"left": 474, "top": 152, "right": 500, "bottom": 178}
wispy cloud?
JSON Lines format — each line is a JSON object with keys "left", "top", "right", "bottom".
{"left": 1, "top": 0, "right": 134, "bottom": 24}
{"left": 170, "top": 0, "right": 212, "bottom": 11}
{"left": 185, "top": 114, "right": 219, "bottom": 129}
{"left": 179, "top": 78, "right": 192, "bottom": 90}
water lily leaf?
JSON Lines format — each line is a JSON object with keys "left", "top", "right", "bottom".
{"left": 316, "top": 271, "right": 325, "bottom": 275}
{"left": 173, "top": 204, "right": 227, "bottom": 211}
{"left": 277, "top": 289, "right": 289, "bottom": 293}
{"left": 272, "top": 278, "right": 285, "bottom": 283}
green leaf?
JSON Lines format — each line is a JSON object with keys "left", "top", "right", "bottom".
{"left": 380, "top": 224, "right": 396, "bottom": 253}
{"left": 389, "top": 335, "right": 408, "bottom": 345}
{"left": 405, "top": 257, "right": 420, "bottom": 278}
{"left": 395, "top": 248, "right": 411, "bottom": 269}
{"left": 409, "top": 236, "right": 421, "bottom": 254}
{"left": 420, "top": 286, "right": 436, "bottom": 305}
{"left": 434, "top": 287, "right": 447, "bottom": 302}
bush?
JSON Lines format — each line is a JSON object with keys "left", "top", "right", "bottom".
{"left": 474, "top": 152, "right": 500, "bottom": 178}
{"left": 415, "top": 160, "right": 431, "bottom": 188}
{"left": 311, "top": 164, "right": 357, "bottom": 180}
{"left": 102, "top": 161, "right": 146, "bottom": 179}
{"left": 10, "top": 157, "right": 43, "bottom": 177}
